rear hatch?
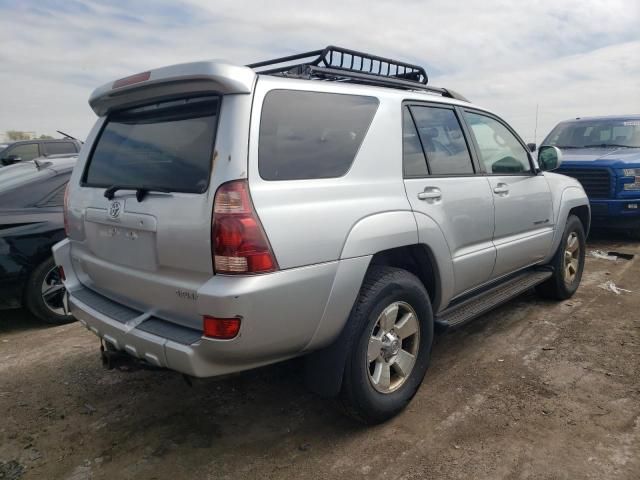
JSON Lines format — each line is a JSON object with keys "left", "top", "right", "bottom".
{"left": 67, "top": 63, "right": 254, "bottom": 330}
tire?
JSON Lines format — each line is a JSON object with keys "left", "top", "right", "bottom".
{"left": 24, "top": 256, "right": 74, "bottom": 325}
{"left": 339, "top": 266, "right": 434, "bottom": 424}
{"left": 536, "top": 214, "right": 586, "bottom": 300}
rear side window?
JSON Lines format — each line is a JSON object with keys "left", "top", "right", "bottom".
{"left": 44, "top": 142, "right": 77, "bottom": 155}
{"left": 259, "top": 90, "right": 378, "bottom": 180}
{"left": 84, "top": 96, "right": 219, "bottom": 193}
{"left": 38, "top": 180, "right": 69, "bottom": 207}
{"left": 409, "top": 106, "right": 474, "bottom": 175}
{"left": 403, "top": 108, "right": 428, "bottom": 177}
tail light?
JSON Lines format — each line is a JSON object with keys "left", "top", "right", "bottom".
{"left": 212, "top": 180, "right": 278, "bottom": 274}
{"left": 63, "top": 183, "right": 70, "bottom": 236}
{"left": 203, "top": 316, "right": 241, "bottom": 339}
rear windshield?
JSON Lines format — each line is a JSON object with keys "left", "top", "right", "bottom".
{"left": 259, "top": 90, "right": 378, "bottom": 180}
{"left": 83, "top": 96, "right": 219, "bottom": 193}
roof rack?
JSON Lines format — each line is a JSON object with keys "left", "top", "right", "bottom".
{"left": 247, "top": 45, "right": 469, "bottom": 102}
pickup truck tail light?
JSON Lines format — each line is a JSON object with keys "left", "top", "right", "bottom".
{"left": 211, "top": 180, "right": 278, "bottom": 274}
{"left": 63, "top": 183, "right": 70, "bottom": 236}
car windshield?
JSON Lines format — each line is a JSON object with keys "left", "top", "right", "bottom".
{"left": 544, "top": 118, "right": 640, "bottom": 148}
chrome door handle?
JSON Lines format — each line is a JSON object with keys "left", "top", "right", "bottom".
{"left": 417, "top": 187, "right": 442, "bottom": 201}
{"left": 493, "top": 183, "right": 509, "bottom": 195}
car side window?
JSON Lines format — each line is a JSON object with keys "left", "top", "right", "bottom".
{"left": 5, "top": 143, "right": 40, "bottom": 161}
{"left": 44, "top": 142, "right": 77, "bottom": 155}
{"left": 38, "top": 181, "right": 69, "bottom": 207}
{"left": 259, "top": 90, "right": 379, "bottom": 180}
{"left": 464, "top": 112, "right": 531, "bottom": 174}
{"left": 402, "top": 107, "right": 428, "bottom": 177}
{"left": 409, "top": 106, "right": 474, "bottom": 175}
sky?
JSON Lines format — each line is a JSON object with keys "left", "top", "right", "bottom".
{"left": 0, "top": 0, "right": 638, "bottom": 143}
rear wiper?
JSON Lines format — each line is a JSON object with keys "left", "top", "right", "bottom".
{"left": 104, "top": 185, "right": 172, "bottom": 202}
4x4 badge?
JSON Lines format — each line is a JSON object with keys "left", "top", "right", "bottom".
{"left": 108, "top": 200, "right": 122, "bottom": 219}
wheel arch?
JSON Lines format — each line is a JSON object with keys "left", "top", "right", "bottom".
{"left": 569, "top": 204, "right": 590, "bottom": 236}
{"left": 305, "top": 242, "right": 444, "bottom": 398}
{"left": 543, "top": 186, "right": 590, "bottom": 264}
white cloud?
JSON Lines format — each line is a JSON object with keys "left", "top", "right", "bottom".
{"left": 0, "top": 0, "right": 638, "bottom": 142}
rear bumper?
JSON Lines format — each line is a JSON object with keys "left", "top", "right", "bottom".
{"left": 53, "top": 238, "right": 369, "bottom": 377}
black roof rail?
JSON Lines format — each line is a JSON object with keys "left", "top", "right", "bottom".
{"left": 247, "top": 45, "right": 469, "bottom": 102}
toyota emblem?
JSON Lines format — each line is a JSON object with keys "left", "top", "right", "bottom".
{"left": 108, "top": 200, "right": 122, "bottom": 219}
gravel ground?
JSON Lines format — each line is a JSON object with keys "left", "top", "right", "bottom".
{"left": 1, "top": 234, "right": 639, "bottom": 480}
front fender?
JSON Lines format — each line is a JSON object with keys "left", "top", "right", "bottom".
{"left": 543, "top": 185, "right": 590, "bottom": 263}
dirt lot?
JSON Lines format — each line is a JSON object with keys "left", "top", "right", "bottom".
{"left": 1, "top": 234, "right": 639, "bottom": 480}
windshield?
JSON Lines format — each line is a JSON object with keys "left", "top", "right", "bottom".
{"left": 83, "top": 96, "right": 220, "bottom": 193}
{"left": 544, "top": 118, "right": 640, "bottom": 148}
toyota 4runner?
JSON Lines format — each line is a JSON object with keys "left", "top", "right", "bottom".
{"left": 54, "top": 46, "right": 590, "bottom": 423}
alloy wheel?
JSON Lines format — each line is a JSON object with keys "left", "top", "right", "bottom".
{"left": 367, "top": 301, "right": 420, "bottom": 394}
{"left": 41, "top": 266, "right": 69, "bottom": 316}
{"left": 563, "top": 231, "right": 580, "bottom": 285}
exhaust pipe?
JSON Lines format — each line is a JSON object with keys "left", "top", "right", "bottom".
{"left": 99, "top": 341, "right": 162, "bottom": 372}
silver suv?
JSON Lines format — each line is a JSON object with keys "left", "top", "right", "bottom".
{"left": 54, "top": 46, "right": 590, "bottom": 423}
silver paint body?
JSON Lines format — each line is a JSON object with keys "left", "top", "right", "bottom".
{"left": 53, "top": 60, "right": 589, "bottom": 377}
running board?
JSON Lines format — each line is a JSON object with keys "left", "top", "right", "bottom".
{"left": 435, "top": 270, "right": 553, "bottom": 329}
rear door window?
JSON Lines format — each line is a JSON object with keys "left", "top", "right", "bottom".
{"left": 409, "top": 106, "right": 474, "bottom": 175}
{"left": 83, "top": 96, "right": 219, "bottom": 193}
{"left": 258, "top": 90, "right": 378, "bottom": 180}
{"left": 44, "top": 142, "right": 77, "bottom": 155}
{"left": 402, "top": 107, "right": 428, "bottom": 177}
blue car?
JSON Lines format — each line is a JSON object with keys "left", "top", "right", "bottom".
{"left": 542, "top": 115, "right": 640, "bottom": 238}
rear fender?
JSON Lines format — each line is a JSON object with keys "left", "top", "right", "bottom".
{"left": 305, "top": 210, "right": 452, "bottom": 397}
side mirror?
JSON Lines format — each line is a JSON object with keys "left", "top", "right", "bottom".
{"left": 538, "top": 146, "right": 563, "bottom": 171}
{"left": 1, "top": 155, "right": 22, "bottom": 166}
{"left": 527, "top": 143, "right": 537, "bottom": 152}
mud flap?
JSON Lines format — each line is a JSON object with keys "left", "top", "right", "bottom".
{"left": 303, "top": 308, "right": 362, "bottom": 398}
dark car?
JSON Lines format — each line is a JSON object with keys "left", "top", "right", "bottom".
{"left": 543, "top": 115, "right": 640, "bottom": 237}
{"left": 0, "top": 156, "right": 76, "bottom": 323}
{"left": 0, "top": 139, "right": 81, "bottom": 166}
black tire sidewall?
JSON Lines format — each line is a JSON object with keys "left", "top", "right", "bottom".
{"left": 343, "top": 268, "right": 433, "bottom": 423}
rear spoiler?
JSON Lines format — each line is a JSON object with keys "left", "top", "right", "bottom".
{"left": 89, "top": 60, "right": 256, "bottom": 116}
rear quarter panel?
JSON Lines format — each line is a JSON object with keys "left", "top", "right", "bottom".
{"left": 247, "top": 78, "right": 414, "bottom": 270}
